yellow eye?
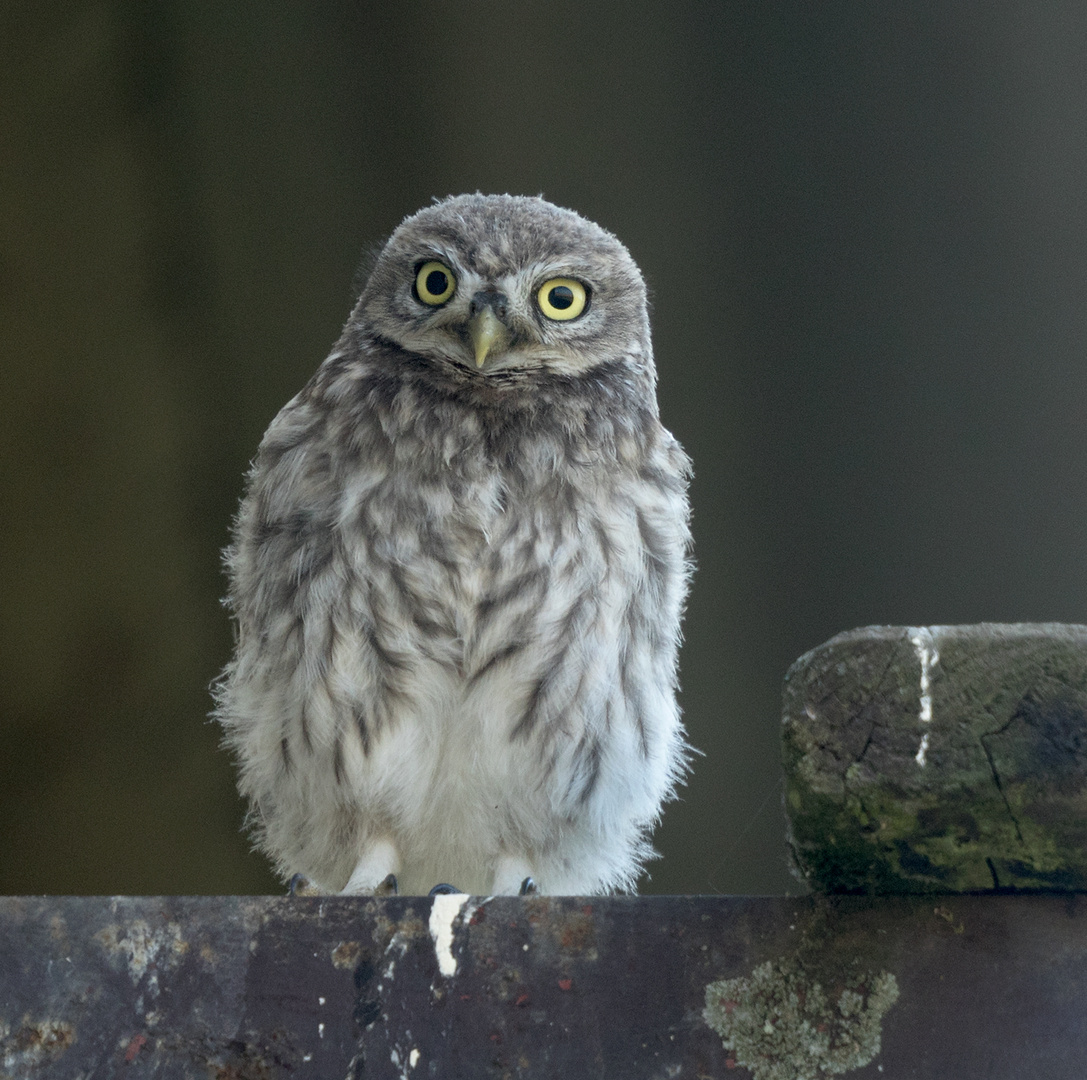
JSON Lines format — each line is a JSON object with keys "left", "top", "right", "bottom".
{"left": 537, "top": 278, "right": 587, "bottom": 321}
{"left": 415, "top": 261, "right": 456, "bottom": 305}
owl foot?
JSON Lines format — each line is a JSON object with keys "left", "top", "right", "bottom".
{"left": 288, "top": 873, "right": 321, "bottom": 896}
{"left": 428, "top": 883, "right": 462, "bottom": 896}
{"left": 493, "top": 855, "right": 538, "bottom": 895}
{"left": 291, "top": 872, "right": 397, "bottom": 896}
{"left": 341, "top": 838, "right": 400, "bottom": 895}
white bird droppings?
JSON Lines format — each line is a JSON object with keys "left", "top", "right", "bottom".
{"left": 909, "top": 628, "right": 939, "bottom": 766}
{"left": 409, "top": 1048, "right": 421, "bottom": 1069}
{"left": 429, "top": 893, "right": 469, "bottom": 978}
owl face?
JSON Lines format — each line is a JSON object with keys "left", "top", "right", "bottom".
{"left": 356, "top": 194, "right": 651, "bottom": 380}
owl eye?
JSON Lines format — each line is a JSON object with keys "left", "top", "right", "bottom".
{"left": 415, "top": 261, "right": 456, "bottom": 305}
{"left": 537, "top": 278, "right": 588, "bottom": 321}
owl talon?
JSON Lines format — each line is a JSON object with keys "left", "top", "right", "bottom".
{"left": 289, "top": 873, "right": 320, "bottom": 896}
{"left": 428, "top": 883, "right": 461, "bottom": 895}
{"left": 374, "top": 872, "right": 399, "bottom": 897}
{"left": 518, "top": 877, "right": 538, "bottom": 896}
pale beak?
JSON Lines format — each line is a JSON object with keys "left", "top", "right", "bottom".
{"left": 468, "top": 307, "right": 508, "bottom": 368}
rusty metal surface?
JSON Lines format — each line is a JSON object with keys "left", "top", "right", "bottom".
{"left": 1, "top": 893, "right": 1086, "bottom": 1078}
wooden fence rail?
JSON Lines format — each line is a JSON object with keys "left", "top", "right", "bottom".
{"left": 1, "top": 892, "right": 1085, "bottom": 1079}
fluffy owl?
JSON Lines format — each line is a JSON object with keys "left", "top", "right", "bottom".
{"left": 216, "top": 193, "right": 692, "bottom": 896}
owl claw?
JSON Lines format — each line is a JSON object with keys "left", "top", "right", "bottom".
{"left": 428, "top": 883, "right": 461, "bottom": 895}
{"left": 292, "top": 871, "right": 399, "bottom": 896}
{"left": 289, "top": 873, "right": 320, "bottom": 896}
{"left": 518, "top": 877, "right": 538, "bottom": 896}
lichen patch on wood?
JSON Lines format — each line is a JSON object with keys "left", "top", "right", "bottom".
{"left": 704, "top": 959, "right": 899, "bottom": 1080}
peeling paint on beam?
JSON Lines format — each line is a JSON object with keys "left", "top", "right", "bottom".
{"left": 2, "top": 895, "right": 1087, "bottom": 1078}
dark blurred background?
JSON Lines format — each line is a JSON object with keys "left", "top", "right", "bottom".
{"left": 3, "top": 2, "right": 1087, "bottom": 896}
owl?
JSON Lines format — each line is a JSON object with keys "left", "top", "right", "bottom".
{"left": 216, "top": 193, "right": 692, "bottom": 896}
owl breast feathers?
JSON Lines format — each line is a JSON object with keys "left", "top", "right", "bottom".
{"left": 216, "top": 193, "right": 692, "bottom": 896}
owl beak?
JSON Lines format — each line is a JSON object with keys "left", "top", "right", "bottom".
{"left": 468, "top": 304, "right": 509, "bottom": 367}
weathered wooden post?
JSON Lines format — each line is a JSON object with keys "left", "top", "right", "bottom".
{"left": 782, "top": 624, "right": 1087, "bottom": 894}
{"left": 2, "top": 625, "right": 1086, "bottom": 1078}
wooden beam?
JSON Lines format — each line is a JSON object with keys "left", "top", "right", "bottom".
{"left": 2, "top": 892, "right": 1086, "bottom": 1078}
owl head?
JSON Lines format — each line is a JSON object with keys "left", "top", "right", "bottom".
{"left": 353, "top": 194, "right": 654, "bottom": 386}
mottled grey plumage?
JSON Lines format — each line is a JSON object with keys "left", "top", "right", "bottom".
{"left": 216, "top": 194, "right": 692, "bottom": 895}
